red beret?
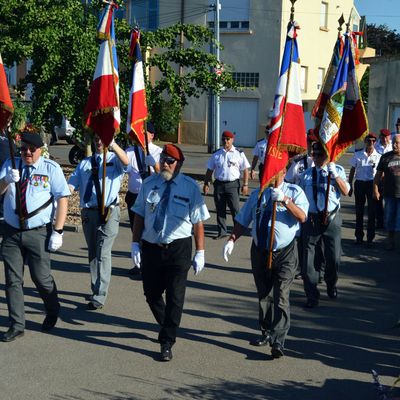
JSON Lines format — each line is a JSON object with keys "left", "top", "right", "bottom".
{"left": 366, "top": 132, "right": 377, "bottom": 140}
{"left": 380, "top": 128, "right": 391, "bottom": 136}
{"left": 162, "top": 144, "right": 185, "bottom": 162}
{"left": 307, "top": 134, "right": 318, "bottom": 142}
{"left": 222, "top": 130, "right": 234, "bottom": 138}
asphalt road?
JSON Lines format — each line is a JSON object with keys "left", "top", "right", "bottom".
{"left": 0, "top": 142, "right": 399, "bottom": 400}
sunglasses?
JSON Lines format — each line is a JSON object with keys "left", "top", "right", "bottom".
{"left": 160, "top": 155, "right": 177, "bottom": 165}
{"left": 222, "top": 137, "right": 232, "bottom": 141}
{"left": 366, "top": 139, "right": 376, "bottom": 142}
{"left": 312, "top": 152, "right": 324, "bottom": 157}
{"left": 20, "top": 145, "right": 38, "bottom": 153}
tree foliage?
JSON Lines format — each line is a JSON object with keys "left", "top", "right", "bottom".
{"left": 366, "top": 23, "right": 400, "bottom": 57}
{"left": 0, "top": 0, "right": 236, "bottom": 139}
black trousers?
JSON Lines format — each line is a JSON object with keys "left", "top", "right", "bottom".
{"left": 213, "top": 179, "right": 240, "bottom": 236}
{"left": 1, "top": 223, "right": 60, "bottom": 330}
{"left": 354, "top": 180, "right": 376, "bottom": 242}
{"left": 250, "top": 239, "right": 296, "bottom": 346}
{"left": 303, "top": 213, "right": 342, "bottom": 302}
{"left": 125, "top": 191, "right": 138, "bottom": 231}
{"left": 141, "top": 238, "right": 192, "bottom": 345}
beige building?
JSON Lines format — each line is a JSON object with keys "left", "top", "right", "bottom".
{"left": 363, "top": 55, "right": 400, "bottom": 134}
{"left": 128, "top": 0, "right": 361, "bottom": 146}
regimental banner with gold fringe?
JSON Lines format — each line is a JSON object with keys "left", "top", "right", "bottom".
{"left": 0, "top": 53, "right": 14, "bottom": 131}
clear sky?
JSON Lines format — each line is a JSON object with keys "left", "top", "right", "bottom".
{"left": 354, "top": 0, "right": 400, "bottom": 31}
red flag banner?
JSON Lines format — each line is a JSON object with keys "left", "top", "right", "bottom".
{"left": 84, "top": 3, "right": 120, "bottom": 146}
{"left": 318, "top": 32, "right": 368, "bottom": 162}
{"left": 126, "top": 28, "right": 148, "bottom": 148}
{"left": 0, "top": 54, "right": 14, "bottom": 131}
{"left": 260, "top": 21, "right": 307, "bottom": 192}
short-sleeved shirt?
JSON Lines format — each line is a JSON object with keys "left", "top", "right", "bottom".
{"left": 376, "top": 151, "right": 400, "bottom": 198}
{"left": 252, "top": 138, "right": 268, "bottom": 164}
{"left": 68, "top": 151, "right": 127, "bottom": 208}
{"left": 207, "top": 145, "right": 250, "bottom": 181}
{"left": 126, "top": 142, "right": 162, "bottom": 193}
{"left": 299, "top": 164, "right": 349, "bottom": 213}
{"left": 133, "top": 173, "right": 210, "bottom": 244}
{"left": 0, "top": 157, "right": 70, "bottom": 229}
{"left": 235, "top": 182, "right": 309, "bottom": 250}
{"left": 350, "top": 149, "right": 381, "bottom": 181}
{"left": 375, "top": 141, "right": 392, "bottom": 155}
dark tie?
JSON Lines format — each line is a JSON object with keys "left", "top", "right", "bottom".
{"left": 258, "top": 191, "right": 272, "bottom": 250}
{"left": 153, "top": 181, "right": 172, "bottom": 233}
{"left": 20, "top": 166, "right": 31, "bottom": 218}
{"left": 317, "top": 170, "right": 326, "bottom": 211}
{"left": 83, "top": 156, "right": 101, "bottom": 203}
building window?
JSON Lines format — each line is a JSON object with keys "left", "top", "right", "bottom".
{"left": 4, "top": 62, "right": 17, "bottom": 86}
{"left": 208, "top": 0, "right": 250, "bottom": 31}
{"left": 232, "top": 72, "right": 259, "bottom": 88}
{"left": 320, "top": 2, "right": 328, "bottom": 29}
{"left": 303, "top": 102, "right": 309, "bottom": 112}
{"left": 300, "top": 66, "right": 308, "bottom": 92}
{"left": 129, "top": 0, "right": 159, "bottom": 31}
{"left": 317, "top": 67, "right": 325, "bottom": 90}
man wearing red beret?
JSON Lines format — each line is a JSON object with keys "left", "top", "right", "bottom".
{"left": 203, "top": 131, "right": 250, "bottom": 240}
{"left": 348, "top": 133, "right": 381, "bottom": 246}
{"left": 131, "top": 144, "right": 210, "bottom": 361}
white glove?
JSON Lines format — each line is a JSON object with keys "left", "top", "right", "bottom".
{"left": 5, "top": 169, "right": 20, "bottom": 184}
{"left": 192, "top": 250, "right": 205, "bottom": 275}
{"left": 48, "top": 231, "right": 63, "bottom": 252}
{"left": 108, "top": 139, "right": 115, "bottom": 150}
{"left": 131, "top": 242, "right": 141, "bottom": 268}
{"left": 223, "top": 240, "right": 235, "bottom": 262}
{"left": 328, "top": 162, "right": 339, "bottom": 178}
{"left": 271, "top": 188, "right": 285, "bottom": 202}
{"left": 145, "top": 154, "right": 156, "bottom": 167}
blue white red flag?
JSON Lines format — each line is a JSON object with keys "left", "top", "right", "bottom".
{"left": 0, "top": 53, "right": 14, "bottom": 131}
{"left": 126, "top": 28, "right": 148, "bottom": 149}
{"left": 318, "top": 32, "right": 368, "bottom": 161}
{"left": 84, "top": 2, "right": 120, "bottom": 146}
{"left": 260, "top": 21, "right": 307, "bottom": 192}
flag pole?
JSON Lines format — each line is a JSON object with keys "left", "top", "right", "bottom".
{"left": 322, "top": 15, "right": 346, "bottom": 225}
{"left": 266, "top": 0, "right": 297, "bottom": 269}
{"left": 141, "top": 45, "right": 151, "bottom": 176}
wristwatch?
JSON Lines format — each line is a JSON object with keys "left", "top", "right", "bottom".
{"left": 54, "top": 228, "right": 64, "bottom": 234}
{"left": 282, "top": 197, "right": 290, "bottom": 206}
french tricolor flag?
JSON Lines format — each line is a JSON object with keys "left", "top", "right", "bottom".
{"left": 84, "top": 2, "right": 120, "bottom": 147}
{"left": 126, "top": 28, "right": 148, "bottom": 149}
{"left": 261, "top": 21, "right": 307, "bottom": 190}
{"left": 0, "top": 53, "right": 14, "bottom": 131}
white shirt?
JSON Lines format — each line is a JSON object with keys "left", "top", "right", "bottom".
{"left": 126, "top": 142, "right": 162, "bottom": 193}
{"left": 207, "top": 145, "right": 250, "bottom": 181}
{"left": 350, "top": 149, "right": 381, "bottom": 181}
{"left": 375, "top": 140, "right": 392, "bottom": 155}
{"left": 252, "top": 138, "right": 268, "bottom": 164}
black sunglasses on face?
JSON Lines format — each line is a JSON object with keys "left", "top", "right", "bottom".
{"left": 222, "top": 137, "right": 231, "bottom": 141}
{"left": 160, "top": 156, "right": 177, "bottom": 165}
{"left": 20, "top": 145, "right": 38, "bottom": 153}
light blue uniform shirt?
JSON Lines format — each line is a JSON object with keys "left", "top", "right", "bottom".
{"left": 68, "top": 152, "right": 126, "bottom": 208}
{"left": 133, "top": 173, "right": 210, "bottom": 244}
{"left": 298, "top": 164, "right": 349, "bottom": 213}
{"left": 0, "top": 157, "right": 70, "bottom": 229}
{"left": 235, "top": 182, "right": 309, "bottom": 250}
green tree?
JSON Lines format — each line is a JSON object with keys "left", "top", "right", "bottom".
{"left": 0, "top": 0, "right": 236, "bottom": 141}
{"left": 366, "top": 23, "right": 400, "bottom": 56}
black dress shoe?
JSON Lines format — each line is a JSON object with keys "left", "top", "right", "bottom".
{"left": 2, "top": 327, "right": 25, "bottom": 342}
{"left": 250, "top": 332, "right": 271, "bottom": 346}
{"left": 128, "top": 266, "right": 141, "bottom": 276}
{"left": 42, "top": 314, "right": 58, "bottom": 332}
{"left": 87, "top": 301, "right": 103, "bottom": 311}
{"left": 271, "top": 343, "right": 284, "bottom": 359}
{"left": 304, "top": 298, "right": 319, "bottom": 308}
{"left": 327, "top": 285, "right": 338, "bottom": 299}
{"left": 160, "top": 344, "right": 173, "bottom": 361}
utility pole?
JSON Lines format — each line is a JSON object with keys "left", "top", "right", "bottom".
{"left": 207, "top": 1, "right": 221, "bottom": 153}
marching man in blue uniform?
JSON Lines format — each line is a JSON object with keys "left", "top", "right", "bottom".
{"left": 223, "top": 169, "right": 309, "bottom": 358}
{"left": 131, "top": 144, "right": 209, "bottom": 361}
{"left": 0, "top": 132, "right": 70, "bottom": 342}
{"left": 299, "top": 141, "right": 350, "bottom": 308}
{"left": 203, "top": 130, "right": 250, "bottom": 240}
{"left": 68, "top": 134, "right": 128, "bottom": 310}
